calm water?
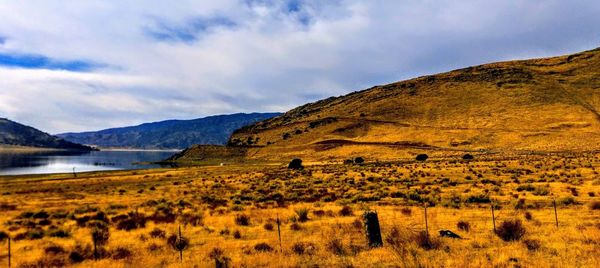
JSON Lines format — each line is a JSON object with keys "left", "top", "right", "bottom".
{"left": 0, "top": 150, "right": 178, "bottom": 176}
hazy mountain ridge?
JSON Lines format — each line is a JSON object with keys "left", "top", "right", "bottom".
{"left": 57, "top": 113, "right": 281, "bottom": 149}
{"left": 0, "top": 118, "right": 93, "bottom": 151}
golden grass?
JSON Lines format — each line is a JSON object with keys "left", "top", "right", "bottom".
{"left": 0, "top": 152, "right": 599, "bottom": 267}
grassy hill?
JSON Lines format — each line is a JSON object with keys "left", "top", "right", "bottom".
{"left": 0, "top": 118, "right": 93, "bottom": 151}
{"left": 57, "top": 113, "right": 281, "bottom": 149}
{"left": 201, "top": 47, "right": 600, "bottom": 162}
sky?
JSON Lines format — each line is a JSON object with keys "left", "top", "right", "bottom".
{"left": 1, "top": 1, "right": 600, "bottom": 134}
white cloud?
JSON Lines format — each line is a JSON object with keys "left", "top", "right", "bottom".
{"left": 0, "top": 0, "right": 599, "bottom": 133}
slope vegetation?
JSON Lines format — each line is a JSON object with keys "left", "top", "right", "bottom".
{"left": 220, "top": 47, "right": 600, "bottom": 161}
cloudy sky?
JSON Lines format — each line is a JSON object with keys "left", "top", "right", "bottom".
{"left": 1, "top": 1, "right": 599, "bottom": 133}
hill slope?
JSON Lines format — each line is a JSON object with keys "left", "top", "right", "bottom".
{"left": 0, "top": 118, "right": 93, "bottom": 151}
{"left": 57, "top": 113, "right": 281, "bottom": 149}
{"left": 216, "top": 47, "right": 600, "bottom": 162}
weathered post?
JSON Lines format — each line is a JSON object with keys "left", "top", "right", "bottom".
{"left": 276, "top": 214, "right": 282, "bottom": 252}
{"left": 363, "top": 211, "right": 383, "bottom": 248}
{"left": 553, "top": 199, "right": 559, "bottom": 227}
{"left": 424, "top": 205, "right": 429, "bottom": 239}
{"left": 8, "top": 236, "right": 11, "bottom": 268}
{"left": 93, "top": 235, "right": 97, "bottom": 260}
{"left": 178, "top": 225, "right": 183, "bottom": 262}
{"left": 491, "top": 202, "right": 496, "bottom": 233}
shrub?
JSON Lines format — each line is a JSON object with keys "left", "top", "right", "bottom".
{"left": 415, "top": 231, "right": 442, "bottom": 250}
{"left": 523, "top": 239, "right": 541, "bottom": 251}
{"left": 416, "top": 154, "right": 429, "bottom": 161}
{"left": 254, "top": 242, "right": 273, "bottom": 252}
{"left": 149, "top": 228, "right": 166, "bottom": 238}
{"left": 235, "top": 214, "right": 251, "bottom": 226}
{"left": 91, "top": 227, "right": 110, "bottom": 246}
{"left": 326, "top": 237, "right": 345, "bottom": 255}
{"left": 295, "top": 207, "right": 310, "bottom": 222}
{"left": 462, "top": 154, "right": 474, "bottom": 160}
{"left": 495, "top": 219, "right": 526, "bottom": 241}
{"left": 400, "top": 207, "right": 412, "bottom": 216}
{"left": 112, "top": 247, "right": 132, "bottom": 260}
{"left": 233, "top": 230, "right": 242, "bottom": 239}
{"left": 180, "top": 212, "right": 204, "bottom": 226}
{"left": 167, "top": 233, "right": 189, "bottom": 252}
{"left": 524, "top": 211, "right": 533, "bottom": 221}
{"left": 47, "top": 228, "right": 71, "bottom": 238}
{"left": 354, "top": 157, "right": 365, "bottom": 164}
{"left": 0, "top": 231, "right": 9, "bottom": 242}
{"left": 457, "top": 220, "right": 470, "bottom": 232}
{"left": 208, "top": 247, "right": 231, "bottom": 268}
{"left": 288, "top": 158, "right": 304, "bottom": 169}
{"left": 291, "top": 242, "right": 317, "bottom": 255}
{"left": 339, "top": 205, "right": 353, "bottom": 216}
{"left": 44, "top": 245, "right": 65, "bottom": 255}
{"left": 290, "top": 222, "right": 302, "bottom": 231}
{"left": 33, "top": 210, "right": 50, "bottom": 219}
{"left": 263, "top": 222, "right": 274, "bottom": 231}
{"left": 115, "top": 212, "right": 147, "bottom": 231}
{"left": 589, "top": 201, "right": 600, "bottom": 210}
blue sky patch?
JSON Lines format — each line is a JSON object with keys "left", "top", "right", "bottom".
{"left": 0, "top": 52, "right": 102, "bottom": 72}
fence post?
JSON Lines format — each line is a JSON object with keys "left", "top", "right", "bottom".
{"left": 178, "top": 225, "right": 183, "bottom": 262}
{"left": 491, "top": 202, "right": 496, "bottom": 233}
{"left": 8, "top": 236, "right": 11, "bottom": 268}
{"left": 276, "top": 214, "right": 282, "bottom": 252}
{"left": 93, "top": 238, "right": 97, "bottom": 260}
{"left": 424, "top": 204, "right": 429, "bottom": 239}
{"left": 553, "top": 199, "right": 558, "bottom": 227}
{"left": 363, "top": 211, "right": 383, "bottom": 248}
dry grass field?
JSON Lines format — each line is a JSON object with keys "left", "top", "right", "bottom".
{"left": 0, "top": 152, "right": 599, "bottom": 267}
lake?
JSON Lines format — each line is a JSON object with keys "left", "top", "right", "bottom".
{"left": 0, "top": 150, "right": 178, "bottom": 176}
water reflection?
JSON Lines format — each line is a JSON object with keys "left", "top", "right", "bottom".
{"left": 0, "top": 150, "right": 177, "bottom": 176}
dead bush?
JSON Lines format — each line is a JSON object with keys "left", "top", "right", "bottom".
{"left": 523, "top": 239, "right": 541, "bottom": 251}
{"left": 495, "top": 219, "right": 526, "bottom": 241}
{"left": 339, "top": 205, "right": 353, "bottom": 216}
{"left": 234, "top": 214, "right": 251, "bottom": 226}
{"left": 457, "top": 220, "right": 470, "bottom": 232}
{"left": 254, "top": 242, "right": 273, "bottom": 252}
{"left": 291, "top": 242, "right": 317, "bottom": 255}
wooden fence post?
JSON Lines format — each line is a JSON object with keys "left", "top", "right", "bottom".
{"left": 553, "top": 199, "right": 559, "bottom": 227}
{"left": 276, "top": 214, "right": 282, "bottom": 252}
{"left": 491, "top": 202, "right": 496, "bottom": 233}
{"left": 363, "top": 211, "right": 383, "bottom": 248}
{"left": 424, "top": 205, "right": 429, "bottom": 239}
{"left": 8, "top": 236, "right": 11, "bottom": 268}
{"left": 93, "top": 237, "right": 97, "bottom": 260}
{"left": 178, "top": 225, "right": 183, "bottom": 262}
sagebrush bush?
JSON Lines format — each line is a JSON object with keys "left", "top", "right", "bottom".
{"left": 523, "top": 239, "right": 541, "bottom": 251}
{"left": 457, "top": 220, "right": 470, "bottom": 232}
{"left": 234, "top": 214, "right": 251, "bottom": 226}
{"left": 339, "top": 205, "right": 353, "bottom": 216}
{"left": 326, "top": 237, "right": 345, "bottom": 256}
{"left": 495, "top": 219, "right": 526, "bottom": 241}
{"left": 254, "top": 242, "right": 273, "bottom": 252}
{"left": 295, "top": 207, "right": 310, "bottom": 222}
{"left": 263, "top": 222, "right": 274, "bottom": 231}
{"left": 589, "top": 201, "right": 600, "bottom": 210}
{"left": 291, "top": 242, "right": 317, "bottom": 255}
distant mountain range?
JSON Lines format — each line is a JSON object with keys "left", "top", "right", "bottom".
{"left": 0, "top": 118, "right": 93, "bottom": 151}
{"left": 57, "top": 113, "right": 281, "bottom": 149}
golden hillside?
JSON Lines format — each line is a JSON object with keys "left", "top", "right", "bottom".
{"left": 219, "top": 48, "right": 600, "bottom": 162}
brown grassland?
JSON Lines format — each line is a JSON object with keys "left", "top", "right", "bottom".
{"left": 0, "top": 152, "right": 599, "bottom": 267}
